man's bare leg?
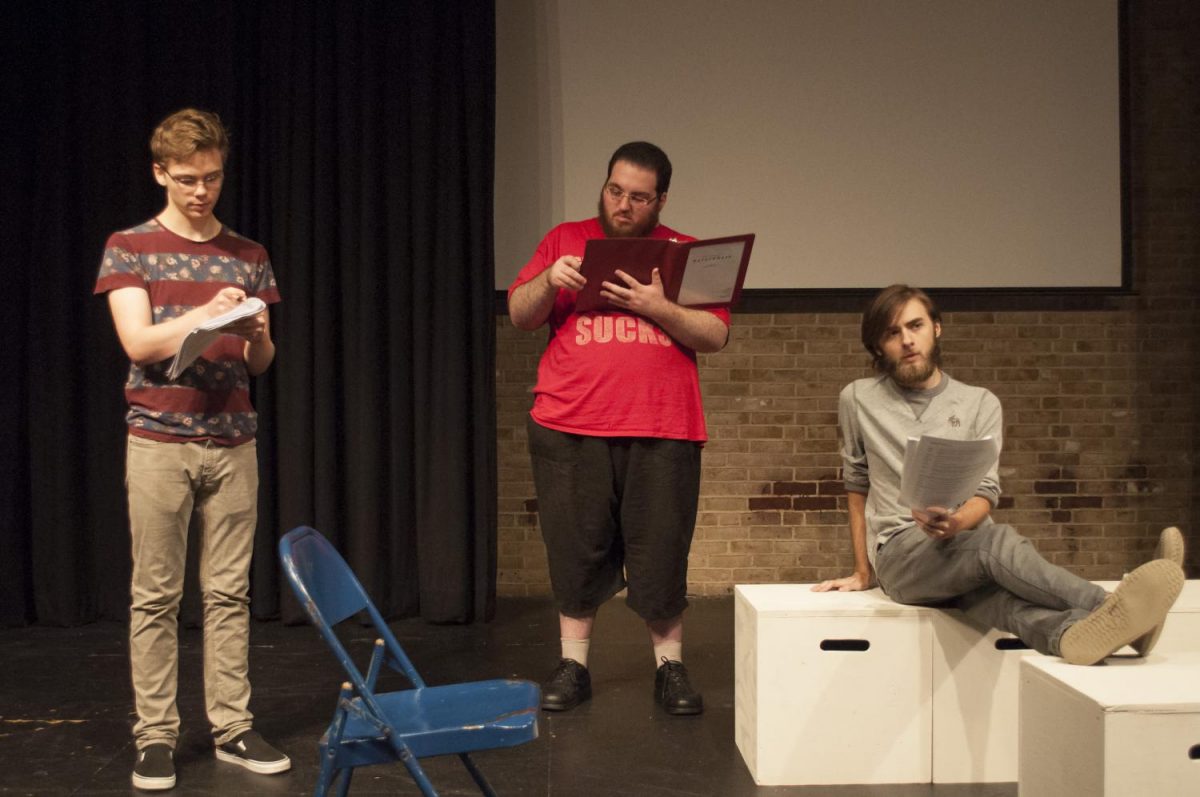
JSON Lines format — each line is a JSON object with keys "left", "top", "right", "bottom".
{"left": 647, "top": 614, "right": 702, "bottom": 715}
{"left": 540, "top": 611, "right": 595, "bottom": 711}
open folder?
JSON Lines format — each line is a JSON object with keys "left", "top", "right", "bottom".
{"left": 166, "top": 297, "right": 266, "bottom": 381}
{"left": 573, "top": 233, "right": 754, "bottom": 313}
{"left": 898, "top": 435, "right": 999, "bottom": 510}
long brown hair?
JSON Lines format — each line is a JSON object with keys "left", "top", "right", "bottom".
{"left": 861, "top": 284, "right": 941, "bottom": 373}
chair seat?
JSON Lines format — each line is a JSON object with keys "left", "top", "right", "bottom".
{"left": 323, "top": 679, "right": 540, "bottom": 766}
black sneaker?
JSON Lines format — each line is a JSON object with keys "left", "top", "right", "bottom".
{"left": 655, "top": 657, "right": 704, "bottom": 715}
{"left": 540, "top": 657, "right": 592, "bottom": 711}
{"left": 132, "top": 743, "right": 176, "bottom": 791}
{"left": 215, "top": 730, "right": 292, "bottom": 775}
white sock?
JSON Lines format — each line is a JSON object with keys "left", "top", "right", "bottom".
{"left": 561, "top": 638, "right": 590, "bottom": 668}
{"left": 654, "top": 641, "right": 683, "bottom": 667}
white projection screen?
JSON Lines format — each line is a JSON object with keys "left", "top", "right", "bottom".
{"left": 494, "top": 0, "right": 1124, "bottom": 292}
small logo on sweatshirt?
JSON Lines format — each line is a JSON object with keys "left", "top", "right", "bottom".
{"left": 949, "top": 414, "right": 961, "bottom": 428}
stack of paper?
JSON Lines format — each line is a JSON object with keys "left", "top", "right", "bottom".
{"left": 898, "top": 435, "right": 999, "bottom": 510}
{"left": 166, "top": 298, "right": 266, "bottom": 380}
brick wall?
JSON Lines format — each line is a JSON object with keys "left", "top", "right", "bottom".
{"left": 495, "top": 1, "right": 1198, "bottom": 597}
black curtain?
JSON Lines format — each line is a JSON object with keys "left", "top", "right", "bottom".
{"left": 0, "top": 0, "right": 497, "bottom": 626}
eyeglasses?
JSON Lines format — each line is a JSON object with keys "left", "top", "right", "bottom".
{"left": 604, "top": 184, "right": 659, "bottom": 208}
{"left": 159, "top": 166, "right": 225, "bottom": 191}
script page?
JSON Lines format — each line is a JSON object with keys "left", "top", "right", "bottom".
{"left": 898, "top": 435, "right": 999, "bottom": 510}
{"left": 675, "top": 239, "right": 747, "bottom": 306}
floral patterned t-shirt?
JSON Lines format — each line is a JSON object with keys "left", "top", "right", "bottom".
{"left": 95, "top": 218, "right": 280, "bottom": 445}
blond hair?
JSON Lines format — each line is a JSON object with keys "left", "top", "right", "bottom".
{"left": 150, "top": 108, "right": 230, "bottom": 164}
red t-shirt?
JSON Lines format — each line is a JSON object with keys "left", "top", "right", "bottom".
{"left": 508, "top": 217, "right": 730, "bottom": 441}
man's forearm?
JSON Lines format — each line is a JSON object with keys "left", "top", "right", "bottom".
{"left": 508, "top": 271, "right": 556, "bottom": 330}
{"left": 847, "top": 490, "right": 873, "bottom": 580}
{"left": 111, "top": 301, "right": 211, "bottom": 366}
{"left": 953, "top": 496, "right": 993, "bottom": 530}
{"left": 245, "top": 336, "right": 275, "bottom": 376}
{"left": 644, "top": 302, "right": 728, "bottom": 353}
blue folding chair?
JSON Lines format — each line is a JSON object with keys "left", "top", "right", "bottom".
{"left": 279, "top": 526, "right": 540, "bottom": 796}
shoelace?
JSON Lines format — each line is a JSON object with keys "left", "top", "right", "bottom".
{"left": 549, "top": 661, "right": 582, "bottom": 686}
{"left": 659, "top": 658, "right": 691, "bottom": 694}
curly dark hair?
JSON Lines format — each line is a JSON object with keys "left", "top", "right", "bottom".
{"left": 607, "top": 141, "right": 672, "bottom": 195}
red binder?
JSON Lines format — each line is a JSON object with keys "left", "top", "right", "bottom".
{"left": 573, "top": 233, "right": 755, "bottom": 313}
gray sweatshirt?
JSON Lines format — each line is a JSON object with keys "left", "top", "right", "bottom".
{"left": 838, "top": 373, "right": 1002, "bottom": 566}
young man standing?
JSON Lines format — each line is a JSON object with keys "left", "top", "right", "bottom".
{"left": 814, "top": 284, "right": 1185, "bottom": 665}
{"left": 508, "top": 142, "right": 729, "bottom": 715}
{"left": 95, "top": 109, "right": 289, "bottom": 790}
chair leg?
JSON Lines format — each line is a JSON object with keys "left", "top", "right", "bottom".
{"left": 314, "top": 768, "right": 337, "bottom": 797}
{"left": 319, "top": 687, "right": 355, "bottom": 797}
{"left": 315, "top": 754, "right": 337, "bottom": 796}
{"left": 459, "top": 753, "right": 498, "bottom": 797}
{"left": 335, "top": 767, "right": 353, "bottom": 797}
{"left": 400, "top": 754, "right": 441, "bottom": 797}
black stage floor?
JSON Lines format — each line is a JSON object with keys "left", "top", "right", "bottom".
{"left": 0, "top": 597, "right": 1014, "bottom": 796}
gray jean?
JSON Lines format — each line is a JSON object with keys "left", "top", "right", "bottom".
{"left": 874, "top": 523, "right": 1107, "bottom": 656}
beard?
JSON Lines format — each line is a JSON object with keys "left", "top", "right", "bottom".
{"left": 885, "top": 340, "right": 942, "bottom": 388}
{"left": 598, "top": 195, "right": 660, "bottom": 238}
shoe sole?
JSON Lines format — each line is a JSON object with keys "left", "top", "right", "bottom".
{"left": 1130, "top": 528, "right": 1188, "bottom": 654}
{"left": 540, "top": 685, "right": 592, "bottom": 711}
{"left": 131, "top": 772, "right": 176, "bottom": 791}
{"left": 1132, "top": 619, "right": 1166, "bottom": 657}
{"left": 214, "top": 748, "right": 292, "bottom": 775}
{"left": 1060, "top": 559, "right": 1184, "bottom": 665}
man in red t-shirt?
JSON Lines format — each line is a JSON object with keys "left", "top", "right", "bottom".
{"left": 508, "top": 142, "right": 730, "bottom": 715}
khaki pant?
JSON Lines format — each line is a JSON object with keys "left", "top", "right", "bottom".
{"left": 126, "top": 435, "right": 258, "bottom": 749}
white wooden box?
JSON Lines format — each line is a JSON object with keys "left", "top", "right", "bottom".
{"left": 1018, "top": 652, "right": 1200, "bottom": 796}
{"left": 933, "top": 579, "right": 1199, "bottom": 784}
{"left": 734, "top": 584, "right": 933, "bottom": 785}
{"left": 734, "top": 580, "right": 1199, "bottom": 787}
{"left": 931, "top": 611, "right": 1039, "bottom": 783}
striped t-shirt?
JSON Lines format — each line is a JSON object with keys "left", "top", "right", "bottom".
{"left": 95, "top": 218, "right": 281, "bottom": 445}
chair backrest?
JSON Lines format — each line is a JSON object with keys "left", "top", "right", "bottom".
{"left": 279, "top": 526, "right": 425, "bottom": 689}
{"left": 280, "top": 526, "right": 371, "bottom": 626}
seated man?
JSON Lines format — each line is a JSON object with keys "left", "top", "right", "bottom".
{"left": 814, "top": 284, "right": 1185, "bottom": 665}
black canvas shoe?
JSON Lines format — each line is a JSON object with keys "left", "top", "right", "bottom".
{"left": 655, "top": 657, "right": 704, "bottom": 715}
{"left": 540, "top": 657, "right": 592, "bottom": 711}
{"left": 215, "top": 730, "right": 292, "bottom": 775}
{"left": 132, "top": 743, "right": 176, "bottom": 791}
